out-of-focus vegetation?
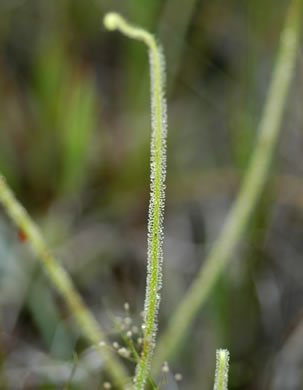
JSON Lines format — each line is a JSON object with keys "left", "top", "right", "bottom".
{"left": 0, "top": 1, "right": 303, "bottom": 389}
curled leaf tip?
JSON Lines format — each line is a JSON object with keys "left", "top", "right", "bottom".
{"left": 103, "top": 12, "right": 120, "bottom": 30}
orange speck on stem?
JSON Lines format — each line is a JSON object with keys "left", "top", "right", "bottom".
{"left": 18, "top": 229, "right": 28, "bottom": 242}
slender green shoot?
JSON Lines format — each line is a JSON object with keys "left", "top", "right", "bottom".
{"left": 153, "top": 0, "right": 303, "bottom": 371}
{"left": 104, "top": 12, "right": 168, "bottom": 390}
{"left": 213, "top": 349, "right": 230, "bottom": 390}
{"left": 0, "top": 175, "right": 128, "bottom": 387}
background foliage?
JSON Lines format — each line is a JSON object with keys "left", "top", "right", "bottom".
{"left": 0, "top": 0, "right": 302, "bottom": 389}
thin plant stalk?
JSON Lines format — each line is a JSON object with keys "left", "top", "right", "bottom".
{"left": 0, "top": 175, "right": 128, "bottom": 387}
{"left": 153, "top": 0, "right": 303, "bottom": 371}
{"left": 213, "top": 349, "right": 230, "bottom": 390}
{"left": 104, "top": 13, "right": 168, "bottom": 390}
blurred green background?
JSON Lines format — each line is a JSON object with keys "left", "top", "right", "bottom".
{"left": 0, "top": 0, "right": 303, "bottom": 389}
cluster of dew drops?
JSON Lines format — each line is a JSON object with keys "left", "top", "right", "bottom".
{"left": 99, "top": 302, "right": 182, "bottom": 390}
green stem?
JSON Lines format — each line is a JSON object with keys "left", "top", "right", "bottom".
{"left": 153, "top": 0, "right": 303, "bottom": 371}
{"left": 213, "top": 349, "right": 230, "bottom": 390}
{"left": 0, "top": 176, "right": 128, "bottom": 387}
{"left": 104, "top": 13, "right": 167, "bottom": 390}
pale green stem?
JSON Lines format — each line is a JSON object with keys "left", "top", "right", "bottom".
{"left": 104, "top": 13, "right": 167, "bottom": 390}
{"left": 0, "top": 176, "right": 128, "bottom": 387}
{"left": 213, "top": 349, "right": 230, "bottom": 390}
{"left": 153, "top": 0, "right": 303, "bottom": 372}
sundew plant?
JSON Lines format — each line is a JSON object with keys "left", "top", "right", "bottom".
{"left": 104, "top": 12, "right": 168, "bottom": 389}
{"left": 0, "top": 1, "right": 302, "bottom": 389}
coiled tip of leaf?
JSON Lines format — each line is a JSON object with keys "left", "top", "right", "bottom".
{"left": 103, "top": 12, "right": 121, "bottom": 31}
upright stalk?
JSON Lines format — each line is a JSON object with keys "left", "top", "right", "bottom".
{"left": 153, "top": 0, "right": 303, "bottom": 371}
{"left": 104, "top": 13, "right": 168, "bottom": 389}
{"left": 213, "top": 349, "right": 230, "bottom": 390}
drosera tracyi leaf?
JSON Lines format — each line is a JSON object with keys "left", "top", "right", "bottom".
{"left": 213, "top": 349, "right": 230, "bottom": 390}
{"left": 0, "top": 169, "right": 128, "bottom": 386}
{"left": 104, "top": 12, "right": 168, "bottom": 390}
